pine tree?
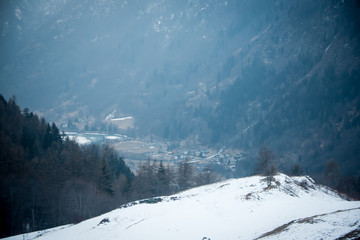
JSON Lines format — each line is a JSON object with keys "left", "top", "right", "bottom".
{"left": 99, "top": 158, "right": 114, "bottom": 196}
{"left": 43, "top": 124, "right": 53, "bottom": 149}
{"left": 0, "top": 96, "right": 137, "bottom": 237}
{"left": 156, "top": 160, "right": 170, "bottom": 195}
{"left": 51, "top": 123, "right": 62, "bottom": 143}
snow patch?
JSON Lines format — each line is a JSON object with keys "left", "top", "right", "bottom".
{"left": 105, "top": 135, "right": 122, "bottom": 140}
{"left": 109, "top": 116, "right": 133, "bottom": 121}
{"left": 9, "top": 174, "right": 360, "bottom": 240}
{"left": 15, "top": 9, "right": 22, "bottom": 20}
{"left": 105, "top": 109, "right": 116, "bottom": 121}
{"left": 68, "top": 135, "right": 91, "bottom": 145}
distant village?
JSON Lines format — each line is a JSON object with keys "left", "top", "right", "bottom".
{"left": 65, "top": 131, "right": 249, "bottom": 172}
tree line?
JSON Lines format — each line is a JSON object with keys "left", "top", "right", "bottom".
{"left": 0, "top": 95, "right": 137, "bottom": 237}
{"left": 132, "top": 158, "right": 219, "bottom": 200}
{"left": 0, "top": 95, "right": 219, "bottom": 238}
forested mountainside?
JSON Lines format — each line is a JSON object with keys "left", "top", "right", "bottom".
{"left": 199, "top": 0, "right": 360, "bottom": 177}
{"left": 157, "top": 0, "right": 360, "bottom": 183}
{"left": 1, "top": 0, "right": 359, "bottom": 181}
{"left": 0, "top": 96, "right": 220, "bottom": 238}
{"left": 0, "top": 96, "right": 134, "bottom": 237}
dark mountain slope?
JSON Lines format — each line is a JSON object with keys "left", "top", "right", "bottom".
{"left": 0, "top": 0, "right": 359, "bottom": 179}
{"left": 191, "top": 0, "right": 360, "bottom": 176}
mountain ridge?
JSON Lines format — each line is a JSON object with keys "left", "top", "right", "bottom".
{"left": 1, "top": 0, "right": 360, "bottom": 196}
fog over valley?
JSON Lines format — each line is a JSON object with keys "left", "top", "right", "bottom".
{"left": 1, "top": 0, "right": 360, "bottom": 238}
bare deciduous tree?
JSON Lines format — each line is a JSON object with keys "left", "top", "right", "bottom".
{"left": 177, "top": 158, "right": 194, "bottom": 191}
{"left": 256, "top": 145, "right": 277, "bottom": 186}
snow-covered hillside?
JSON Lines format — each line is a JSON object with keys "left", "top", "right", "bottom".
{"left": 4, "top": 174, "right": 360, "bottom": 240}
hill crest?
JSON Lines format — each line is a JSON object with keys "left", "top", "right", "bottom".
{"left": 4, "top": 173, "right": 360, "bottom": 240}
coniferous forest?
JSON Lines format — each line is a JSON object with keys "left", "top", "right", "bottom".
{"left": 0, "top": 95, "right": 134, "bottom": 236}
{"left": 0, "top": 95, "right": 219, "bottom": 238}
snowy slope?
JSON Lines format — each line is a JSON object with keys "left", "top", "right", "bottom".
{"left": 4, "top": 174, "right": 360, "bottom": 240}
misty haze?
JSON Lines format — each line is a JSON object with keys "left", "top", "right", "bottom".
{"left": 1, "top": 0, "right": 360, "bottom": 239}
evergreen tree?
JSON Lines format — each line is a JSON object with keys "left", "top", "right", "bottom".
{"left": 0, "top": 95, "right": 137, "bottom": 237}
{"left": 156, "top": 160, "right": 170, "bottom": 195}
{"left": 51, "top": 122, "right": 62, "bottom": 143}
{"left": 43, "top": 124, "right": 53, "bottom": 149}
{"left": 99, "top": 158, "right": 114, "bottom": 196}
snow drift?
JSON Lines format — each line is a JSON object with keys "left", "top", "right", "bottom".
{"left": 4, "top": 173, "right": 360, "bottom": 240}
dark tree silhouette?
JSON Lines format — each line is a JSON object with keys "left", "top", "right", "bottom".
{"left": 323, "top": 159, "right": 340, "bottom": 188}
{"left": 177, "top": 158, "right": 194, "bottom": 191}
{"left": 0, "top": 95, "right": 135, "bottom": 237}
{"left": 256, "top": 145, "right": 277, "bottom": 186}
